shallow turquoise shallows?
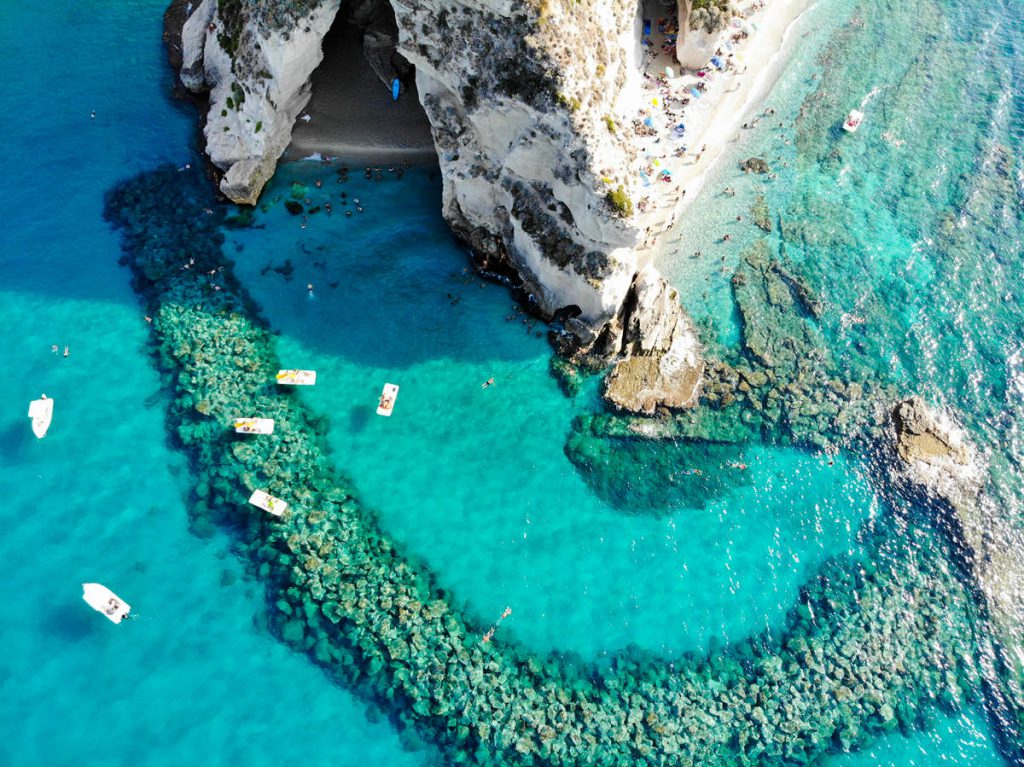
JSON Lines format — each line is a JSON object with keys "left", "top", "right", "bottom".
{"left": 0, "top": 0, "right": 1018, "bottom": 765}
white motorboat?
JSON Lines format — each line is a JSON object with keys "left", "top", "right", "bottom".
{"left": 82, "top": 583, "right": 131, "bottom": 624}
{"left": 249, "top": 489, "right": 288, "bottom": 517}
{"left": 376, "top": 383, "right": 399, "bottom": 417}
{"left": 234, "top": 417, "right": 275, "bottom": 435}
{"left": 276, "top": 369, "right": 316, "bottom": 386}
{"left": 843, "top": 110, "right": 864, "bottom": 133}
{"left": 28, "top": 395, "right": 53, "bottom": 439}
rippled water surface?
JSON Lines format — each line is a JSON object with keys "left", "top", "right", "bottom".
{"left": 1, "top": 0, "right": 1021, "bottom": 763}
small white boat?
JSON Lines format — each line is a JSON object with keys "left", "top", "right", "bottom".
{"left": 843, "top": 110, "right": 864, "bottom": 133}
{"left": 28, "top": 395, "right": 53, "bottom": 439}
{"left": 376, "top": 383, "right": 399, "bottom": 417}
{"left": 276, "top": 369, "right": 316, "bottom": 386}
{"left": 82, "top": 583, "right": 131, "bottom": 624}
{"left": 249, "top": 489, "right": 288, "bottom": 517}
{"left": 234, "top": 417, "right": 275, "bottom": 435}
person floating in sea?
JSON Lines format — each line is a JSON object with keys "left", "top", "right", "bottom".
{"left": 307, "top": 283, "right": 315, "bottom": 298}
{"left": 481, "top": 377, "right": 495, "bottom": 389}
{"left": 63, "top": 345, "right": 69, "bottom": 358}
{"left": 482, "top": 606, "right": 513, "bottom": 643}
{"left": 51, "top": 344, "right": 58, "bottom": 354}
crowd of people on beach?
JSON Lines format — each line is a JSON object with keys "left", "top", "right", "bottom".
{"left": 630, "top": 5, "right": 756, "bottom": 221}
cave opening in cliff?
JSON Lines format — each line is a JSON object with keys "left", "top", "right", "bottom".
{"left": 633, "top": 0, "right": 684, "bottom": 75}
{"left": 288, "top": 2, "right": 435, "bottom": 162}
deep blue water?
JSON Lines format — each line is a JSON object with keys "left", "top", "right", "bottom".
{"left": 0, "top": 0, "right": 1018, "bottom": 764}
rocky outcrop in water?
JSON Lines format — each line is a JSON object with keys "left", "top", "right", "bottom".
{"left": 602, "top": 266, "right": 704, "bottom": 413}
{"left": 165, "top": 0, "right": 697, "bottom": 401}
{"left": 891, "top": 397, "right": 979, "bottom": 497}
{"left": 888, "top": 397, "right": 1024, "bottom": 756}
{"left": 740, "top": 157, "right": 771, "bottom": 174}
{"left": 566, "top": 239, "right": 895, "bottom": 510}
{"left": 168, "top": 0, "right": 341, "bottom": 204}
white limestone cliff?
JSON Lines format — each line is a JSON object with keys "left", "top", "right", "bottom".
{"left": 174, "top": 0, "right": 341, "bottom": 204}
{"left": 388, "top": 0, "right": 697, "bottom": 369}
{"left": 166, "top": 0, "right": 704, "bottom": 411}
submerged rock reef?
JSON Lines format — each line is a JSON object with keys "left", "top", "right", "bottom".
{"left": 567, "top": 238, "right": 896, "bottom": 512}
{"left": 165, "top": 0, "right": 701, "bottom": 406}
{"left": 889, "top": 398, "right": 1024, "bottom": 757}
{"left": 105, "top": 165, "right": 993, "bottom": 766}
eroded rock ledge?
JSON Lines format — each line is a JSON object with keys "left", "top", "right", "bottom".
{"left": 888, "top": 397, "right": 1024, "bottom": 750}
{"left": 165, "top": 0, "right": 701, "bottom": 408}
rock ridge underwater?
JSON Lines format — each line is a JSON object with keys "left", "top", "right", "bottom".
{"left": 105, "top": 164, "right": 1000, "bottom": 766}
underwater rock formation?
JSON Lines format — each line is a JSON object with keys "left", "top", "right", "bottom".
{"left": 105, "top": 165, "right": 992, "bottom": 767}
{"left": 889, "top": 397, "right": 1024, "bottom": 755}
{"left": 165, "top": 0, "right": 696, "bottom": 398}
{"left": 566, "top": 239, "right": 894, "bottom": 510}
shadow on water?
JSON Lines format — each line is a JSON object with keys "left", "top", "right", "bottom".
{"left": 41, "top": 603, "right": 99, "bottom": 644}
{"left": 0, "top": 420, "right": 30, "bottom": 464}
{"left": 348, "top": 405, "right": 371, "bottom": 434}
{"left": 228, "top": 163, "right": 545, "bottom": 369}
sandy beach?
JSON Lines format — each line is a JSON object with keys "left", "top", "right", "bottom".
{"left": 673, "top": 0, "right": 813, "bottom": 199}
{"left": 632, "top": 0, "right": 814, "bottom": 242}
{"left": 285, "top": 22, "right": 437, "bottom": 164}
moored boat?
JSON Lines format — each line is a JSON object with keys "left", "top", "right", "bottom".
{"left": 843, "top": 109, "right": 864, "bottom": 133}
{"left": 28, "top": 395, "right": 53, "bottom": 438}
{"left": 82, "top": 583, "right": 131, "bottom": 624}
{"left": 276, "top": 369, "right": 316, "bottom": 386}
{"left": 249, "top": 489, "right": 288, "bottom": 517}
{"left": 377, "top": 383, "right": 399, "bottom": 417}
{"left": 234, "top": 417, "right": 275, "bottom": 435}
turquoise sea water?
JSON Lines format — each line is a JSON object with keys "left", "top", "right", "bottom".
{"left": 0, "top": 0, "right": 1020, "bottom": 765}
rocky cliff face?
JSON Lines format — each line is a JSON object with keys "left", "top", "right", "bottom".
{"left": 172, "top": 0, "right": 342, "bottom": 204}
{"left": 166, "top": 0, "right": 701, "bottom": 409}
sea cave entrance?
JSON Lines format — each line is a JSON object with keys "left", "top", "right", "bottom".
{"left": 287, "top": 1, "right": 436, "bottom": 163}
{"left": 634, "top": 0, "right": 684, "bottom": 75}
